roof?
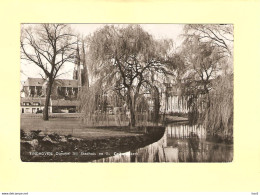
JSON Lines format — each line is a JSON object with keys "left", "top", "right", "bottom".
{"left": 24, "top": 78, "right": 45, "bottom": 87}
{"left": 23, "top": 78, "right": 79, "bottom": 88}
{"left": 20, "top": 97, "right": 46, "bottom": 106}
{"left": 52, "top": 100, "right": 79, "bottom": 107}
{"left": 55, "top": 79, "right": 78, "bottom": 88}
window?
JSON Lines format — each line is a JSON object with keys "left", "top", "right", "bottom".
{"left": 33, "top": 102, "right": 40, "bottom": 106}
{"left": 36, "top": 86, "right": 42, "bottom": 96}
{"left": 23, "top": 102, "right": 30, "bottom": 106}
{"left": 25, "top": 108, "right": 30, "bottom": 113}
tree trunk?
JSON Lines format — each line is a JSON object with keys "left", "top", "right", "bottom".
{"left": 126, "top": 88, "right": 136, "bottom": 128}
{"left": 153, "top": 86, "right": 160, "bottom": 124}
{"left": 129, "top": 98, "right": 136, "bottom": 128}
{"left": 43, "top": 80, "right": 53, "bottom": 121}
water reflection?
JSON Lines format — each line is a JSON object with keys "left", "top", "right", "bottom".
{"left": 93, "top": 123, "right": 233, "bottom": 162}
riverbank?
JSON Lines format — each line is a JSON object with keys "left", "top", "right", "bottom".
{"left": 20, "top": 126, "right": 165, "bottom": 162}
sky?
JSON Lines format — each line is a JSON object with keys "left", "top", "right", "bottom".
{"left": 20, "top": 24, "right": 184, "bottom": 86}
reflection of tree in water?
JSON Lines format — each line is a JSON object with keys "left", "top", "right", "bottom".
{"left": 129, "top": 132, "right": 180, "bottom": 162}
{"left": 187, "top": 132, "right": 199, "bottom": 162}
{"left": 177, "top": 133, "right": 233, "bottom": 162}
{"left": 207, "top": 144, "right": 233, "bottom": 162}
{"left": 94, "top": 124, "right": 233, "bottom": 162}
{"left": 134, "top": 140, "right": 164, "bottom": 162}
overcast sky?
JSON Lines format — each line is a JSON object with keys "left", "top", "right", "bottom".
{"left": 20, "top": 24, "right": 184, "bottom": 85}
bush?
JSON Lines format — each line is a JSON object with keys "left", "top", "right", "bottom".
{"left": 48, "top": 133, "right": 61, "bottom": 142}
{"left": 20, "top": 129, "right": 26, "bottom": 139}
{"left": 30, "top": 130, "right": 42, "bottom": 139}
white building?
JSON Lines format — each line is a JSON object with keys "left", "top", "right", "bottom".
{"left": 20, "top": 97, "right": 52, "bottom": 114}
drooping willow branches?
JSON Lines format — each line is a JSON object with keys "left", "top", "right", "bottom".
{"left": 181, "top": 24, "right": 233, "bottom": 136}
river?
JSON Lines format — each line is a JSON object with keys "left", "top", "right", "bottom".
{"left": 92, "top": 122, "right": 233, "bottom": 162}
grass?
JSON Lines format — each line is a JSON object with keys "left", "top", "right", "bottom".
{"left": 21, "top": 117, "right": 84, "bottom": 130}
{"left": 21, "top": 118, "right": 142, "bottom": 140}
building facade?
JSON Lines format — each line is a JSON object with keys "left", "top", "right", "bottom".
{"left": 20, "top": 97, "right": 51, "bottom": 114}
{"left": 160, "top": 83, "right": 189, "bottom": 114}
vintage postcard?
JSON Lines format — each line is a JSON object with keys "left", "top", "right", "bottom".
{"left": 1, "top": 0, "right": 260, "bottom": 193}
{"left": 20, "top": 23, "right": 233, "bottom": 162}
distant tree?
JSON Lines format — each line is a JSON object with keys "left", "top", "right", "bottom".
{"left": 21, "top": 24, "right": 77, "bottom": 120}
{"left": 86, "top": 25, "right": 175, "bottom": 127}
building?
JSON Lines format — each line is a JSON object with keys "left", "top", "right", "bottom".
{"left": 20, "top": 97, "right": 51, "bottom": 114}
{"left": 160, "top": 83, "right": 189, "bottom": 114}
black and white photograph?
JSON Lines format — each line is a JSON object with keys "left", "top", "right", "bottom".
{"left": 20, "top": 23, "right": 233, "bottom": 162}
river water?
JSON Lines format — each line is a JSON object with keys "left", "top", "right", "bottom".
{"left": 93, "top": 123, "right": 233, "bottom": 162}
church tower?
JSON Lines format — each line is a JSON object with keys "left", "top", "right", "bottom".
{"left": 73, "top": 39, "right": 90, "bottom": 90}
{"left": 73, "top": 42, "right": 82, "bottom": 88}
{"left": 81, "top": 40, "right": 89, "bottom": 89}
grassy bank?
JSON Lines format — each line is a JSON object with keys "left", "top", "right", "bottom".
{"left": 20, "top": 126, "right": 165, "bottom": 162}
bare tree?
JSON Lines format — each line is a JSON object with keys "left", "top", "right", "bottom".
{"left": 21, "top": 24, "right": 77, "bottom": 120}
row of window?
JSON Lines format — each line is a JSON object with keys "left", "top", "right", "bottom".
{"left": 57, "top": 87, "right": 78, "bottom": 97}
{"left": 24, "top": 87, "right": 79, "bottom": 97}
{"left": 22, "top": 102, "right": 40, "bottom": 106}
{"left": 22, "top": 107, "right": 51, "bottom": 114}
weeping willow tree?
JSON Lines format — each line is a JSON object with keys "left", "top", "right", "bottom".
{"left": 80, "top": 24, "right": 176, "bottom": 127}
{"left": 204, "top": 73, "right": 233, "bottom": 136}
{"left": 180, "top": 37, "right": 220, "bottom": 124}
{"left": 79, "top": 81, "right": 106, "bottom": 125}
{"left": 180, "top": 24, "right": 233, "bottom": 137}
